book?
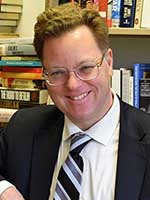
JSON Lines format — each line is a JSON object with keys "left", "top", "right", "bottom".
{"left": 0, "top": 36, "right": 33, "bottom": 44}
{"left": 1, "top": 71, "right": 43, "bottom": 79}
{"left": 111, "top": 68, "right": 133, "bottom": 105}
{"left": 0, "top": 99, "right": 47, "bottom": 109}
{"left": 133, "top": 63, "right": 150, "bottom": 108}
{"left": 0, "top": 19, "right": 17, "bottom": 27}
{"left": 0, "top": 32, "right": 19, "bottom": 38}
{"left": 0, "top": 12, "right": 20, "bottom": 20}
{"left": 0, "top": 0, "right": 22, "bottom": 5}
{"left": 0, "top": 60, "right": 42, "bottom": 67}
{"left": 134, "top": 0, "right": 144, "bottom": 28}
{"left": 141, "top": 0, "right": 150, "bottom": 28}
{"left": 0, "top": 107, "right": 17, "bottom": 123}
{"left": 2, "top": 78, "right": 46, "bottom": 89}
{"left": 0, "top": 87, "right": 48, "bottom": 104}
{"left": 111, "top": 0, "right": 122, "bottom": 27}
{"left": 129, "top": 75, "right": 133, "bottom": 105}
{"left": 119, "top": 0, "right": 136, "bottom": 27}
{"left": 1, "top": 56, "right": 39, "bottom": 60}
{"left": 111, "top": 69, "right": 121, "bottom": 97}
{"left": 121, "top": 68, "right": 133, "bottom": 104}
{"left": 2, "top": 66, "right": 43, "bottom": 73}
{"left": 0, "top": 44, "right": 36, "bottom": 56}
{"left": 140, "top": 79, "right": 150, "bottom": 114}
{"left": 99, "top": 0, "right": 108, "bottom": 21}
{"left": 107, "top": 0, "right": 112, "bottom": 27}
{"left": 0, "top": 4, "right": 22, "bottom": 13}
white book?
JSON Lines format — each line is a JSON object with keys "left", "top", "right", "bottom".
{"left": 0, "top": 19, "right": 17, "bottom": 27}
{"left": 129, "top": 76, "right": 133, "bottom": 106}
{"left": 111, "top": 69, "right": 121, "bottom": 97}
{"left": 0, "top": 43, "right": 36, "bottom": 56}
{"left": 141, "top": 0, "right": 150, "bottom": 28}
{"left": 0, "top": 12, "right": 20, "bottom": 20}
{"left": 121, "top": 68, "right": 133, "bottom": 104}
{"left": 0, "top": 4, "right": 22, "bottom": 13}
{"left": 0, "top": 108, "right": 17, "bottom": 123}
{"left": 134, "top": 0, "right": 144, "bottom": 28}
{"left": 0, "top": 0, "right": 22, "bottom": 5}
{"left": 0, "top": 37, "right": 33, "bottom": 44}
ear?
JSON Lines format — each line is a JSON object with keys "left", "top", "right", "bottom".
{"left": 105, "top": 48, "right": 113, "bottom": 76}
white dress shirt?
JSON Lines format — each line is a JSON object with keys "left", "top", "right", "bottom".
{"left": 49, "top": 91, "right": 120, "bottom": 200}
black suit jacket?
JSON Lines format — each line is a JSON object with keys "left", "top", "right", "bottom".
{"left": 0, "top": 100, "right": 150, "bottom": 200}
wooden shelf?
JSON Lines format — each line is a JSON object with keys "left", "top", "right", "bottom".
{"left": 109, "top": 28, "right": 150, "bottom": 36}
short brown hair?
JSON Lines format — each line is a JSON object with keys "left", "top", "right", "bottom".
{"left": 34, "top": 3, "right": 109, "bottom": 60}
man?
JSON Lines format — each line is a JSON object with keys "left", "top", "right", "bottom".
{"left": 0, "top": 3, "right": 150, "bottom": 200}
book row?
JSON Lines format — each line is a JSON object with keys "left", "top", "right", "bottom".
{"left": 112, "top": 63, "right": 150, "bottom": 114}
{"left": 0, "top": 0, "right": 23, "bottom": 28}
{"left": 72, "top": 0, "right": 150, "bottom": 28}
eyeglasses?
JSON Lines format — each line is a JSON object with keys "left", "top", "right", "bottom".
{"left": 43, "top": 53, "right": 105, "bottom": 86}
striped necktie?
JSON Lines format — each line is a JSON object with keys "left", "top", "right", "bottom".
{"left": 54, "top": 133, "right": 92, "bottom": 200}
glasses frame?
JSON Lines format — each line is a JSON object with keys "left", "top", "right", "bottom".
{"left": 43, "top": 52, "right": 106, "bottom": 86}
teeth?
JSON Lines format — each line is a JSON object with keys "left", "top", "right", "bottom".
{"left": 71, "top": 92, "right": 88, "bottom": 100}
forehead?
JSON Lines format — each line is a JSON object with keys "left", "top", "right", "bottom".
{"left": 42, "top": 25, "right": 102, "bottom": 68}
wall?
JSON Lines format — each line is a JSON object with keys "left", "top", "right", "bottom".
{"left": 15, "top": 0, "right": 45, "bottom": 37}
{"left": 110, "top": 35, "right": 150, "bottom": 69}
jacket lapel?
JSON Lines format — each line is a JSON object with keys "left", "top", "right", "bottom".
{"left": 115, "top": 102, "right": 148, "bottom": 200}
{"left": 29, "top": 108, "right": 64, "bottom": 200}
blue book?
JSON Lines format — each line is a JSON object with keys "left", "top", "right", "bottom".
{"left": 133, "top": 63, "right": 150, "bottom": 108}
{"left": 119, "top": 0, "right": 136, "bottom": 27}
{"left": 0, "top": 60, "right": 42, "bottom": 67}
{"left": 111, "top": 0, "right": 122, "bottom": 27}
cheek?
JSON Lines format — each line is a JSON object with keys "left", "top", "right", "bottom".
{"left": 47, "top": 86, "right": 64, "bottom": 103}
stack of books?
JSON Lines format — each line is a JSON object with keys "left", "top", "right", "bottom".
{"left": 0, "top": 0, "right": 23, "bottom": 30}
{"left": 111, "top": 63, "right": 150, "bottom": 114}
{"left": 0, "top": 36, "right": 49, "bottom": 127}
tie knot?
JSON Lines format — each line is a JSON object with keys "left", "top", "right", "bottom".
{"left": 70, "top": 133, "right": 92, "bottom": 153}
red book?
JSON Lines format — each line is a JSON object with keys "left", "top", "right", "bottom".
{"left": 2, "top": 66, "right": 42, "bottom": 73}
{"left": 99, "top": 0, "right": 108, "bottom": 20}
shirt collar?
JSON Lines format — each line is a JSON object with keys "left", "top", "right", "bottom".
{"left": 63, "top": 90, "right": 120, "bottom": 146}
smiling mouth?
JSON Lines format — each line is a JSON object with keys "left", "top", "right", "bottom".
{"left": 69, "top": 92, "right": 89, "bottom": 100}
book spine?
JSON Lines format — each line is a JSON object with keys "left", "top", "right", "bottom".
{"left": 141, "top": 0, "right": 150, "bottom": 28}
{"left": 99, "top": 0, "right": 108, "bottom": 21}
{"left": 133, "top": 63, "right": 140, "bottom": 108}
{"left": 111, "top": 69, "right": 122, "bottom": 97}
{"left": 2, "top": 78, "right": 46, "bottom": 89}
{"left": 2, "top": 66, "right": 42, "bottom": 73}
{"left": 111, "top": 0, "right": 122, "bottom": 27}
{"left": 121, "top": 68, "right": 132, "bottom": 104}
{"left": 134, "top": 0, "right": 144, "bottom": 28}
{"left": 139, "top": 79, "right": 150, "bottom": 114}
{"left": 0, "top": 99, "right": 47, "bottom": 109}
{"left": 129, "top": 76, "right": 133, "bottom": 106}
{"left": 107, "top": 0, "right": 112, "bottom": 27}
{"left": 119, "top": 0, "right": 136, "bottom": 27}
{"left": 0, "top": 107, "right": 17, "bottom": 123}
{"left": 0, "top": 60, "right": 41, "bottom": 67}
{"left": 0, "top": 88, "right": 48, "bottom": 104}
{"left": 0, "top": 44, "right": 36, "bottom": 56}
{"left": 2, "top": 72, "right": 43, "bottom": 79}
{"left": 0, "top": 0, "right": 23, "bottom": 6}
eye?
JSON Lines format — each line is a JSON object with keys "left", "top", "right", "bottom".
{"left": 79, "top": 65, "right": 95, "bottom": 74}
{"left": 50, "top": 69, "right": 66, "bottom": 77}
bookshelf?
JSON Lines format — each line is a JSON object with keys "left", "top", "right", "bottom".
{"left": 109, "top": 28, "right": 150, "bottom": 69}
{"left": 109, "top": 28, "right": 150, "bottom": 36}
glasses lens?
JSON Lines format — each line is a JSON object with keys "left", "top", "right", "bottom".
{"left": 44, "top": 68, "right": 68, "bottom": 85}
{"left": 77, "top": 65, "right": 99, "bottom": 80}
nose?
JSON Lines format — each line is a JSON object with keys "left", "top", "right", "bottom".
{"left": 65, "top": 71, "right": 82, "bottom": 90}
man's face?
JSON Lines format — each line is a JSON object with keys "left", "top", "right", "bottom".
{"left": 42, "top": 25, "right": 113, "bottom": 130}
